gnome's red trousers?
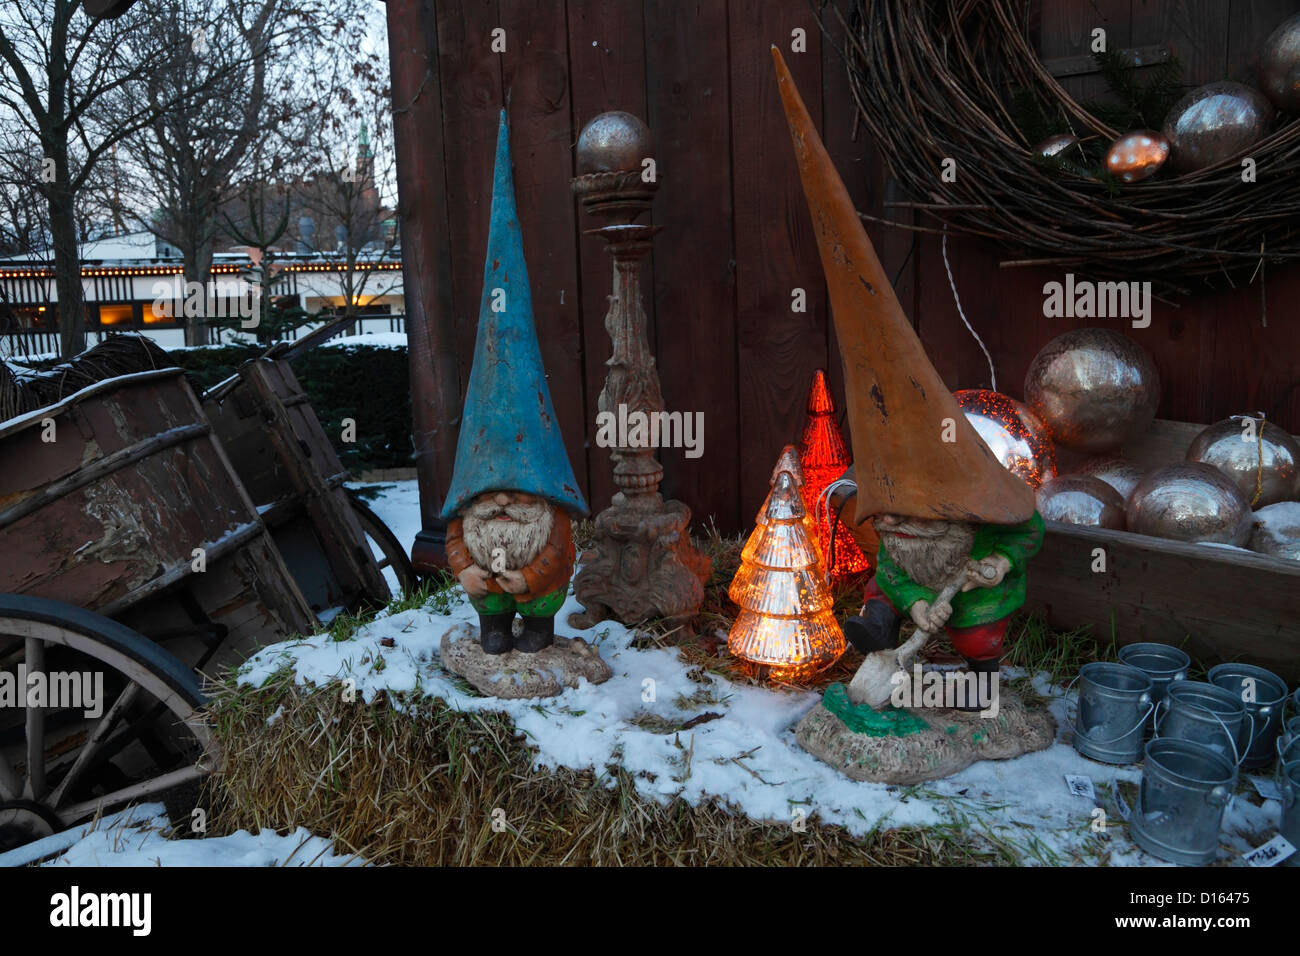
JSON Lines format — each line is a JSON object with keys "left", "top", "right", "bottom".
{"left": 863, "top": 578, "right": 1008, "bottom": 661}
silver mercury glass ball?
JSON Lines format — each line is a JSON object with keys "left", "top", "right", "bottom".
{"left": 1024, "top": 328, "right": 1161, "bottom": 455}
{"left": 1071, "top": 456, "right": 1146, "bottom": 502}
{"left": 1036, "top": 474, "right": 1127, "bottom": 529}
{"left": 1033, "top": 133, "right": 1080, "bottom": 159}
{"left": 1161, "top": 81, "right": 1273, "bottom": 174}
{"left": 1259, "top": 13, "right": 1300, "bottom": 112}
{"left": 575, "top": 111, "right": 655, "bottom": 175}
{"left": 1248, "top": 502, "right": 1300, "bottom": 561}
{"left": 1126, "top": 463, "right": 1253, "bottom": 545}
{"left": 1186, "top": 417, "right": 1300, "bottom": 508}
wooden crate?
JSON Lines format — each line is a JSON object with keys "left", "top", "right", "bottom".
{"left": 1026, "top": 420, "right": 1300, "bottom": 682}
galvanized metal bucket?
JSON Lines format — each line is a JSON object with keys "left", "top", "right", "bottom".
{"left": 1208, "top": 662, "right": 1288, "bottom": 770}
{"left": 1118, "top": 643, "right": 1190, "bottom": 733}
{"left": 1280, "top": 733, "right": 1300, "bottom": 767}
{"left": 1282, "top": 761, "right": 1300, "bottom": 868}
{"left": 1130, "top": 738, "right": 1236, "bottom": 866}
{"left": 1281, "top": 716, "right": 1300, "bottom": 753}
{"left": 1068, "top": 662, "right": 1154, "bottom": 765}
{"left": 1155, "top": 681, "right": 1251, "bottom": 767}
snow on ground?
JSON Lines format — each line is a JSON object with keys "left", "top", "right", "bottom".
{"left": 234, "top": 488, "right": 1291, "bottom": 867}
{"left": 34, "top": 804, "right": 364, "bottom": 868}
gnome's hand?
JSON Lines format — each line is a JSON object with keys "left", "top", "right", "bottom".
{"left": 496, "top": 569, "right": 528, "bottom": 594}
{"left": 458, "top": 565, "right": 493, "bottom": 597}
{"left": 962, "top": 553, "right": 1011, "bottom": 591}
{"left": 910, "top": 600, "right": 951, "bottom": 633}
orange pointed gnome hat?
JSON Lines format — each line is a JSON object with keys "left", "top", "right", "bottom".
{"left": 771, "top": 48, "right": 1034, "bottom": 526}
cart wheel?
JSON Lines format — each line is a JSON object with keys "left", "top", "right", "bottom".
{"left": 348, "top": 497, "right": 420, "bottom": 598}
{"left": 0, "top": 595, "right": 211, "bottom": 852}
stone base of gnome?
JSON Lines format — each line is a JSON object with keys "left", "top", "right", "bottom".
{"left": 441, "top": 622, "right": 611, "bottom": 699}
{"left": 794, "top": 678, "right": 1056, "bottom": 785}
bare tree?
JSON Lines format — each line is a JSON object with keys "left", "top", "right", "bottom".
{"left": 129, "top": 0, "right": 366, "bottom": 345}
{"left": 295, "top": 99, "right": 400, "bottom": 321}
{"left": 0, "top": 0, "right": 175, "bottom": 356}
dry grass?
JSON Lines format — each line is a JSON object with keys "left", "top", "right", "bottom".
{"left": 205, "top": 665, "right": 1023, "bottom": 866}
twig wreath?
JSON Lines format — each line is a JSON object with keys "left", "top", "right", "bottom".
{"left": 829, "top": 0, "right": 1300, "bottom": 294}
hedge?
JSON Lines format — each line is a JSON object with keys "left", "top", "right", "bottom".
{"left": 170, "top": 343, "right": 414, "bottom": 473}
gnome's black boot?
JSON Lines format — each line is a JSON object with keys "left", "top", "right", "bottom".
{"left": 957, "top": 656, "right": 1001, "bottom": 712}
{"left": 514, "top": 615, "right": 555, "bottom": 654}
{"left": 844, "top": 599, "right": 902, "bottom": 655}
{"left": 478, "top": 613, "right": 514, "bottom": 655}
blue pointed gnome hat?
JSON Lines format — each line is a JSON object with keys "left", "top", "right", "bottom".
{"left": 441, "top": 112, "right": 589, "bottom": 520}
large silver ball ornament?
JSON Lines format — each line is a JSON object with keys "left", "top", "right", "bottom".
{"left": 1186, "top": 417, "right": 1300, "bottom": 508}
{"left": 1071, "top": 455, "right": 1146, "bottom": 501}
{"left": 1126, "top": 463, "right": 1253, "bottom": 545}
{"left": 1248, "top": 502, "right": 1300, "bottom": 561}
{"left": 575, "top": 111, "right": 655, "bottom": 175}
{"left": 954, "top": 388, "right": 1057, "bottom": 489}
{"left": 1161, "top": 82, "right": 1273, "bottom": 174}
{"left": 1036, "top": 475, "right": 1127, "bottom": 529}
{"left": 1105, "top": 130, "right": 1170, "bottom": 182}
{"left": 1259, "top": 13, "right": 1300, "bottom": 112}
{"left": 1024, "top": 328, "right": 1161, "bottom": 454}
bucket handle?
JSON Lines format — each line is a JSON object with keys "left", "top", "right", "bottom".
{"left": 1063, "top": 676, "right": 1153, "bottom": 745}
{"left": 1156, "top": 698, "right": 1250, "bottom": 768}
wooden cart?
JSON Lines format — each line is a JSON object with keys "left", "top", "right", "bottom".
{"left": 203, "top": 356, "right": 415, "bottom": 619}
{"left": 0, "top": 354, "right": 416, "bottom": 853}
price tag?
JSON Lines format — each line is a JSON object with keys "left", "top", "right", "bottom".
{"left": 1243, "top": 834, "right": 1297, "bottom": 868}
{"left": 1249, "top": 775, "right": 1286, "bottom": 801}
{"left": 1113, "top": 781, "right": 1131, "bottom": 820}
{"left": 1065, "top": 774, "right": 1095, "bottom": 800}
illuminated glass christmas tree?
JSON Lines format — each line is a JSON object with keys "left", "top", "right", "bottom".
{"left": 741, "top": 444, "right": 822, "bottom": 567}
{"left": 729, "top": 471, "right": 845, "bottom": 678}
{"left": 799, "top": 369, "right": 869, "bottom": 578}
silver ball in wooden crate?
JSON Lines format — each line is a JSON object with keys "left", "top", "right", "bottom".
{"left": 1259, "top": 13, "right": 1300, "bottom": 112}
{"left": 1248, "top": 502, "right": 1300, "bottom": 561}
{"left": 1072, "top": 455, "right": 1146, "bottom": 502}
{"left": 1186, "top": 417, "right": 1300, "bottom": 508}
{"left": 1024, "top": 328, "right": 1161, "bottom": 455}
{"left": 576, "top": 111, "right": 655, "bottom": 175}
{"left": 1161, "top": 82, "right": 1273, "bottom": 174}
{"left": 1037, "top": 474, "right": 1127, "bottom": 529}
{"left": 1126, "top": 463, "right": 1253, "bottom": 546}
{"left": 1105, "top": 130, "right": 1169, "bottom": 182}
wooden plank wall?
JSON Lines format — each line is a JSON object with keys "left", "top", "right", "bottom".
{"left": 415, "top": 0, "right": 1300, "bottom": 535}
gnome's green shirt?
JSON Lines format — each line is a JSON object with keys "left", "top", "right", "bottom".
{"left": 874, "top": 512, "right": 1045, "bottom": 628}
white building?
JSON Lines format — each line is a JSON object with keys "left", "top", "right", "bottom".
{"left": 0, "top": 231, "right": 406, "bottom": 358}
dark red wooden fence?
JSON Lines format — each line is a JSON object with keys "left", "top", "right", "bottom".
{"left": 389, "top": 0, "right": 1300, "bottom": 537}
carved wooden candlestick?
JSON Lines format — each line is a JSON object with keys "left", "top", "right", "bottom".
{"left": 569, "top": 112, "right": 710, "bottom": 628}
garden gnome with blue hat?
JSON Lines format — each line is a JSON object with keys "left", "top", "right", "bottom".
{"left": 442, "top": 111, "right": 589, "bottom": 657}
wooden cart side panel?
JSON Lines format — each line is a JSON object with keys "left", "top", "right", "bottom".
{"left": 1025, "top": 521, "right": 1300, "bottom": 682}
{"left": 243, "top": 360, "right": 390, "bottom": 603}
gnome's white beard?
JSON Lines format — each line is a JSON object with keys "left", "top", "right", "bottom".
{"left": 462, "top": 499, "right": 554, "bottom": 570}
{"left": 880, "top": 521, "right": 976, "bottom": 591}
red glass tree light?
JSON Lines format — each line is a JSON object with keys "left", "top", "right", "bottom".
{"left": 799, "top": 370, "right": 869, "bottom": 578}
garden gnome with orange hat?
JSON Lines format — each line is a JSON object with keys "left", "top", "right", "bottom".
{"left": 774, "top": 49, "right": 1054, "bottom": 781}
{"left": 442, "top": 111, "right": 589, "bottom": 657}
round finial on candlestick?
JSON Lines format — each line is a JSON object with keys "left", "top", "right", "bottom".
{"left": 576, "top": 111, "right": 655, "bottom": 174}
